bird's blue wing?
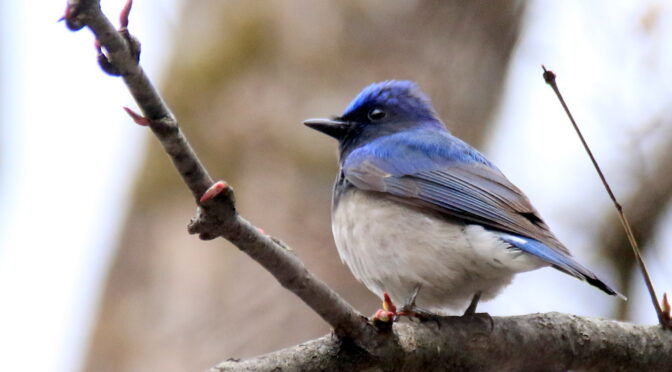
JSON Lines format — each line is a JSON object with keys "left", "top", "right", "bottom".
{"left": 342, "top": 131, "right": 621, "bottom": 296}
{"left": 342, "top": 130, "right": 561, "bottom": 250}
{"left": 345, "top": 151, "right": 566, "bottom": 253}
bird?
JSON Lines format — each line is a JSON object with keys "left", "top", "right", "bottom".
{"left": 304, "top": 80, "right": 623, "bottom": 319}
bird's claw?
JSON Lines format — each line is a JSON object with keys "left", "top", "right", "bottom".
{"left": 398, "top": 305, "right": 434, "bottom": 320}
{"left": 662, "top": 292, "right": 671, "bottom": 328}
{"left": 371, "top": 292, "right": 398, "bottom": 323}
{"left": 372, "top": 308, "right": 396, "bottom": 323}
{"left": 371, "top": 292, "right": 433, "bottom": 323}
{"left": 462, "top": 291, "right": 482, "bottom": 316}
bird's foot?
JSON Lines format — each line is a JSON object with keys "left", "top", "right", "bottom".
{"left": 397, "top": 285, "right": 436, "bottom": 321}
{"left": 462, "top": 291, "right": 482, "bottom": 316}
{"left": 371, "top": 292, "right": 398, "bottom": 322}
{"left": 371, "top": 288, "right": 437, "bottom": 324}
{"left": 398, "top": 304, "right": 435, "bottom": 321}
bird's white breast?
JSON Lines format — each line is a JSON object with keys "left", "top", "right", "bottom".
{"left": 332, "top": 189, "right": 545, "bottom": 314}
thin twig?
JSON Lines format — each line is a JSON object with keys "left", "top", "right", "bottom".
{"left": 63, "top": 0, "right": 379, "bottom": 345}
{"left": 541, "top": 66, "right": 669, "bottom": 329}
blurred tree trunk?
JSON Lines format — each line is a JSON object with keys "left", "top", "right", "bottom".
{"left": 82, "top": 1, "right": 524, "bottom": 371}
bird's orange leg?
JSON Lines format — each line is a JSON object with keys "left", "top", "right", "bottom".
{"left": 372, "top": 292, "right": 398, "bottom": 322}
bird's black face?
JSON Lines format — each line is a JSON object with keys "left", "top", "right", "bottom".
{"left": 303, "top": 117, "right": 352, "bottom": 140}
{"left": 304, "top": 81, "right": 441, "bottom": 155}
{"left": 303, "top": 107, "right": 402, "bottom": 159}
{"left": 303, "top": 104, "right": 392, "bottom": 140}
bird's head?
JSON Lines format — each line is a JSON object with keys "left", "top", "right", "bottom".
{"left": 304, "top": 81, "right": 445, "bottom": 155}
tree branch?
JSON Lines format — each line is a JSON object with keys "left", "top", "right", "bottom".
{"left": 211, "top": 312, "right": 672, "bottom": 372}
{"left": 597, "top": 123, "right": 672, "bottom": 320}
{"left": 63, "top": 0, "right": 377, "bottom": 348}
{"left": 64, "top": 2, "right": 671, "bottom": 371}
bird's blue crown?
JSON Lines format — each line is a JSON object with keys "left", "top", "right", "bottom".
{"left": 341, "top": 80, "right": 437, "bottom": 122}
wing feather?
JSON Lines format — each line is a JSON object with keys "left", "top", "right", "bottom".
{"left": 338, "top": 126, "right": 621, "bottom": 296}
{"left": 345, "top": 158, "right": 569, "bottom": 255}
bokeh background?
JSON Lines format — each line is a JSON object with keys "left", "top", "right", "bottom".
{"left": 1, "top": 1, "right": 672, "bottom": 371}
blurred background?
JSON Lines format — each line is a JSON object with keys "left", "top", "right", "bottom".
{"left": 1, "top": 0, "right": 672, "bottom": 371}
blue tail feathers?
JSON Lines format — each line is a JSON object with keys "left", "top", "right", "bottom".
{"left": 498, "top": 233, "right": 626, "bottom": 300}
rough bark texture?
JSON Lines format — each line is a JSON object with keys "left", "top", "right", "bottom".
{"left": 212, "top": 313, "right": 672, "bottom": 372}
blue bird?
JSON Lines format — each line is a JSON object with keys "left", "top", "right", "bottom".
{"left": 304, "top": 80, "right": 623, "bottom": 317}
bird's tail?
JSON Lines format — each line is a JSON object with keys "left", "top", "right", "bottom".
{"left": 499, "top": 234, "right": 627, "bottom": 300}
{"left": 553, "top": 261, "right": 627, "bottom": 300}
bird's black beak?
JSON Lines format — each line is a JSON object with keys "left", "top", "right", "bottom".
{"left": 303, "top": 118, "right": 350, "bottom": 140}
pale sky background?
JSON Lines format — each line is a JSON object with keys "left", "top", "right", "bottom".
{"left": 0, "top": 1, "right": 176, "bottom": 371}
{"left": 1, "top": 1, "right": 671, "bottom": 372}
{"left": 483, "top": 0, "right": 672, "bottom": 318}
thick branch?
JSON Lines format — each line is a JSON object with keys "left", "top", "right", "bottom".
{"left": 211, "top": 312, "right": 671, "bottom": 372}
{"left": 64, "top": 0, "right": 374, "bottom": 347}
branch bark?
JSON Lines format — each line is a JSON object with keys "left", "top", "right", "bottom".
{"left": 212, "top": 313, "right": 671, "bottom": 372}
{"left": 63, "top": 0, "right": 377, "bottom": 348}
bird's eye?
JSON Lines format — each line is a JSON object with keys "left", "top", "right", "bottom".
{"left": 367, "top": 108, "right": 387, "bottom": 121}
